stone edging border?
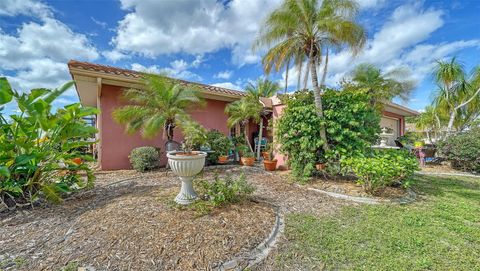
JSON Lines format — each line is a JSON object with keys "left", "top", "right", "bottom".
{"left": 298, "top": 184, "right": 417, "bottom": 205}
{"left": 213, "top": 202, "right": 285, "bottom": 270}
{"left": 415, "top": 171, "right": 480, "bottom": 178}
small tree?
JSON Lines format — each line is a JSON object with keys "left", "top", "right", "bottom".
{"left": 225, "top": 99, "right": 261, "bottom": 153}
{"left": 245, "top": 79, "right": 280, "bottom": 160}
{"left": 113, "top": 74, "right": 204, "bottom": 142}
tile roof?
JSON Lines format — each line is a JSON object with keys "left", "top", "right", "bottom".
{"left": 68, "top": 60, "right": 247, "bottom": 98}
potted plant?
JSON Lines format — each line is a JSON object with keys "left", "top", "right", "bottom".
{"left": 167, "top": 121, "right": 207, "bottom": 205}
{"left": 316, "top": 156, "right": 327, "bottom": 171}
{"left": 236, "top": 144, "right": 249, "bottom": 165}
{"left": 240, "top": 150, "right": 256, "bottom": 166}
{"left": 263, "top": 143, "right": 277, "bottom": 171}
{"left": 214, "top": 135, "right": 232, "bottom": 164}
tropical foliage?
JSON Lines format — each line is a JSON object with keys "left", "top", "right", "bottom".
{"left": 341, "top": 149, "right": 418, "bottom": 193}
{"left": 276, "top": 89, "right": 380, "bottom": 180}
{"left": 198, "top": 174, "right": 254, "bottom": 207}
{"left": 432, "top": 58, "right": 480, "bottom": 134}
{"left": 349, "top": 63, "right": 416, "bottom": 102}
{"left": 0, "top": 78, "right": 97, "bottom": 209}
{"left": 244, "top": 78, "right": 280, "bottom": 159}
{"left": 129, "top": 146, "right": 160, "bottom": 172}
{"left": 256, "top": 0, "right": 366, "bottom": 153}
{"left": 438, "top": 128, "right": 480, "bottom": 172}
{"left": 204, "top": 130, "right": 232, "bottom": 164}
{"left": 113, "top": 74, "right": 204, "bottom": 141}
{"left": 225, "top": 79, "right": 279, "bottom": 155}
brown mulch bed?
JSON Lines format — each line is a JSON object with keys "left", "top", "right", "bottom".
{"left": 0, "top": 168, "right": 276, "bottom": 271}
{"left": 0, "top": 166, "right": 353, "bottom": 270}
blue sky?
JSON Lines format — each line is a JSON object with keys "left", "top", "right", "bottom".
{"left": 0, "top": 0, "right": 479, "bottom": 114}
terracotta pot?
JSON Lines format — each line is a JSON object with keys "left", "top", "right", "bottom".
{"left": 218, "top": 155, "right": 228, "bottom": 164}
{"left": 241, "top": 157, "right": 255, "bottom": 166}
{"left": 262, "top": 152, "right": 270, "bottom": 159}
{"left": 316, "top": 163, "right": 326, "bottom": 171}
{"left": 263, "top": 160, "right": 277, "bottom": 171}
{"left": 72, "top": 157, "right": 82, "bottom": 165}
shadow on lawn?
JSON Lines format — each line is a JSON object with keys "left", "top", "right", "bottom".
{"left": 414, "top": 175, "right": 480, "bottom": 199}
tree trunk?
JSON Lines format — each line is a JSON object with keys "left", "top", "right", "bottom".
{"left": 310, "top": 56, "right": 330, "bottom": 152}
{"left": 303, "top": 61, "right": 310, "bottom": 90}
{"left": 256, "top": 117, "right": 264, "bottom": 160}
{"left": 447, "top": 110, "right": 456, "bottom": 135}
{"left": 297, "top": 59, "right": 303, "bottom": 90}
{"left": 284, "top": 59, "right": 290, "bottom": 94}
{"left": 243, "top": 121, "right": 254, "bottom": 153}
{"left": 319, "top": 48, "right": 329, "bottom": 90}
{"left": 165, "top": 122, "right": 174, "bottom": 141}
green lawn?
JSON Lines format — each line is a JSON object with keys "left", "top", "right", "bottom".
{"left": 277, "top": 175, "right": 480, "bottom": 270}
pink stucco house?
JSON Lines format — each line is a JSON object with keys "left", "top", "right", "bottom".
{"left": 68, "top": 60, "right": 418, "bottom": 170}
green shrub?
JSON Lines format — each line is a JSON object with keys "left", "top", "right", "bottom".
{"left": 129, "top": 146, "right": 160, "bottom": 172}
{"left": 0, "top": 78, "right": 97, "bottom": 208}
{"left": 341, "top": 149, "right": 418, "bottom": 193}
{"left": 198, "top": 174, "right": 254, "bottom": 206}
{"left": 276, "top": 89, "right": 380, "bottom": 181}
{"left": 205, "top": 130, "right": 232, "bottom": 164}
{"left": 438, "top": 128, "right": 480, "bottom": 172}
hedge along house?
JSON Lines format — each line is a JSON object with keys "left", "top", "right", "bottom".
{"left": 69, "top": 60, "right": 418, "bottom": 170}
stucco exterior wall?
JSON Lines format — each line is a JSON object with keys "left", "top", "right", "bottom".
{"left": 99, "top": 84, "right": 231, "bottom": 170}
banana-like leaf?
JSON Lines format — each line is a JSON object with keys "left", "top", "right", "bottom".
{"left": 0, "top": 166, "right": 10, "bottom": 177}
{"left": 44, "top": 81, "right": 74, "bottom": 104}
{"left": 0, "top": 77, "right": 13, "bottom": 105}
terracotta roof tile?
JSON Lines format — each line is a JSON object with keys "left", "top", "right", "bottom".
{"left": 68, "top": 60, "right": 247, "bottom": 98}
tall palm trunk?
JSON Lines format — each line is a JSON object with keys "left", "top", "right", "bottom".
{"left": 310, "top": 56, "right": 330, "bottom": 152}
{"left": 297, "top": 59, "right": 303, "bottom": 90}
{"left": 256, "top": 117, "right": 264, "bottom": 160}
{"left": 303, "top": 61, "right": 310, "bottom": 89}
{"left": 319, "top": 48, "right": 329, "bottom": 90}
{"left": 284, "top": 59, "right": 290, "bottom": 93}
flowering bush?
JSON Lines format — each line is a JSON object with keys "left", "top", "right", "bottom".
{"left": 0, "top": 78, "right": 97, "bottom": 209}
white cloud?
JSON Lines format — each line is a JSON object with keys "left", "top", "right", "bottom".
{"left": 102, "top": 49, "right": 129, "bottom": 62}
{"left": 131, "top": 58, "right": 202, "bottom": 81}
{"left": 111, "top": 0, "right": 283, "bottom": 65}
{"left": 211, "top": 82, "right": 243, "bottom": 91}
{"left": 0, "top": 1, "right": 99, "bottom": 101}
{"left": 356, "top": 0, "right": 386, "bottom": 9}
{"left": 214, "top": 70, "right": 233, "bottom": 80}
{"left": 0, "top": 0, "right": 52, "bottom": 18}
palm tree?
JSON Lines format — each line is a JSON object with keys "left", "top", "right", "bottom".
{"left": 112, "top": 74, "right": 203, "bottom": 145}
{"left": 350, "top": 63, "right": 416, "bottom": 103}
{"left": 225, "top": 99, "right": 262, "bottom": 153}
{"left": 245, "top": 79, "right": 280, "bottom": 159}
{"left": 255, "top": 0, "right": 366, "bottom": 152}
{"left": 414, "top": 105, "right": 442, "bottom": 142}
{"left": 433, "top": 58, "right": 480, "bottom": 134}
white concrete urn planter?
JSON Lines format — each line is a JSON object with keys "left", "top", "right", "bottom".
{"left": 167, "top": 151, "right": 207, "bottom": 205}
